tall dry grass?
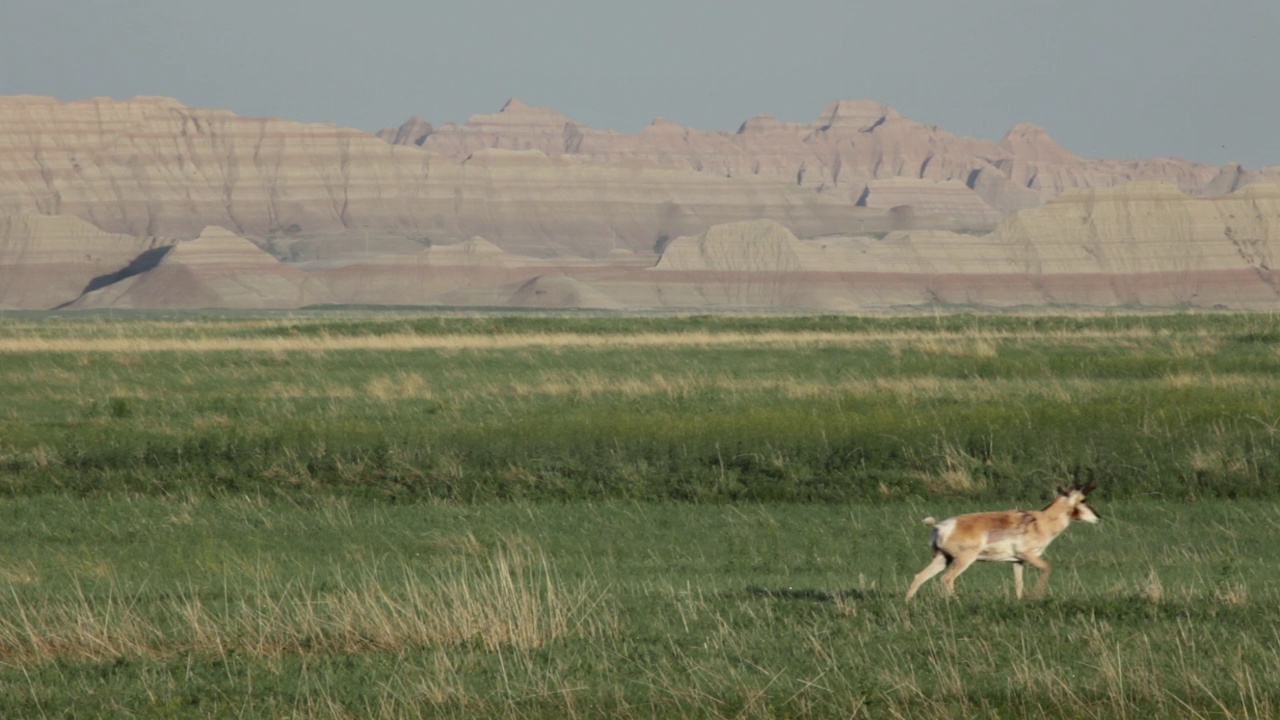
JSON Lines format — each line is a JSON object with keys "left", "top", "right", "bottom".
{"left": 0, "top": 325, "right": 1200, "bottom": 355}
{"left": 0, "top": 544, "right": 610, "bottom": 663}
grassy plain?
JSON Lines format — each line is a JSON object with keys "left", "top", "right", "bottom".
{"left": 5, "top": 312, "right": 1280, "bottom": 502}
{"left": 1, "top": 311, "right": 1280, "bottom": 717}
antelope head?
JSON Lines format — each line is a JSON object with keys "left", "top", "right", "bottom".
{"left": 1057, "top": 483, "right": 1100, "bottom": 524}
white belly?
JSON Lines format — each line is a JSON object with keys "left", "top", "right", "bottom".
{"left": 979, "top": 540, "right": 1021, "bottom": 562}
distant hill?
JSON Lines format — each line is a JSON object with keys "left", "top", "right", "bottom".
{"left": 381, "top": 97, "right": 1280, "bottom": 214}
{"left": 2, "top": 94, "right": 1279, "bottom": 311}
{"left": 0, "top": 95, "right": 881, "bottom": 259}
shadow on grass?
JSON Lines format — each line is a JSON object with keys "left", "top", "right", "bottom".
{"left": 737, "top": 584, "right": 1280, "bottom": 621}
{"left": 901, "top": 593, "right": 1278, "bottom": 624}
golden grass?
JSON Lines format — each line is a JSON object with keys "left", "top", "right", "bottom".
{"left": 502, "top": 371, "right": 1114, "bottom": 404}
{"left": 0, "top": 545, "right": 610, "bottom": 663}
{"left": 0, "top": 327, "right": 1204, "bottom": 355}
{"left": 0, "top": 562, "right": 40, "bottom": 586}
{"left": 365, "top": 373, "right": 435, "bottom": 402}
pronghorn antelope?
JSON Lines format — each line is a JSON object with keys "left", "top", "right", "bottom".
{"left": 904, "top": 484, "right": 1099, "bottom": 601}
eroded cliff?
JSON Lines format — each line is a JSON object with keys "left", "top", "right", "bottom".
{"left": 0, "top": 96, "right": 882, "bottom": 258}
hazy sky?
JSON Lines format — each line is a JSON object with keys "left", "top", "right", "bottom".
{"left": 3, "top": 0, "right": 1277, "bottom": 167}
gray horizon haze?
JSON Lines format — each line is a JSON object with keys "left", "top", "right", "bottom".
{"left": 3, "top": 0, "right": 1277, "bottom": 168}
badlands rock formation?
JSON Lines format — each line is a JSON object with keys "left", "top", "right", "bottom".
{"left": 508, "top": 272, "right": 624, "bottom": 310}
{"left": 637, "top": 220, "right": 1013, "bottom": 309}
{"left": 6, "top": 180, "right": 1280, "bottom": 311}
{"left": 633, "top": 184, "right": 1280, "bottom": 310}
{"left": 71, "top": 226, "right": 330, "bottom": 309}
{"left": 375, "top": 115, "right": 433, "bottom": 147}
{"left": 857, "top": 179, "right": 1003, "bottom": 229}
{"left": 0, "top": 213, "right": 170, "bottom": 309}
{"left": 314, "top": 236, "right": 551, "bottom": 307}
{"left": 384, "top": 98, "right": 1238, "bottom": 216}
{"left": 0, "top": 96, "right": 880, "bottom": 259}
{"left": 985, "top": 182, "right": 1280, "bottom": 307}
{"left": 2, "top": 94, "right": 1279, "bottom": 312}
{"left": 644, "top": 220, "right": 847, "bottom": 308}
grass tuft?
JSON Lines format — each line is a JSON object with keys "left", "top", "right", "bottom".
{"left": 0, "top": 543, "right": 607, "bottom": 663}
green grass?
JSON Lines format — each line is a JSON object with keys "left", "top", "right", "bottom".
{"left": 3, "top": 312, "right": 1280, "bottom": 502}
{"left": 3, "top": 311, "right": 1280, "bottom": 717}
{"left": 1, "top": 497, "right": 1278, "bottom": 718}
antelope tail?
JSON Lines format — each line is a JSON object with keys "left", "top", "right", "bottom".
{"left": 922, "top": 516, "right": 937, "bottom": 528}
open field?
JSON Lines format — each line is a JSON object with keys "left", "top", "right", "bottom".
{"left": 4, "top": 312, "right": 1280, "bottom": 501}
{"left": 2, "top": 498, "right": 1279, "bottom": 718}
{"left": 2, "top": 311, "right": 1280, "bottom": 717}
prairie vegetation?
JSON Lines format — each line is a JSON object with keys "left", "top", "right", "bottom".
{"left": 4, "top": 312, "right": 1280, "bottom": 502}
{"left": 2, "top": 311, "right": 1280, "bottom": 717}
{"left": 2, "top": 498, "right": 1279, "bottom": 718}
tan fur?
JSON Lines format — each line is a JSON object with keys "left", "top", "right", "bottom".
{"left": 904, "top": 486, "right": 1099, "bottom": 601}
